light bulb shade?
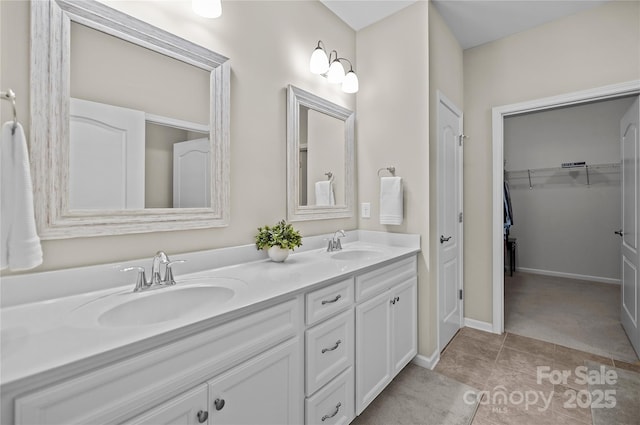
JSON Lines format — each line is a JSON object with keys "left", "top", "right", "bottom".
{"left": 327, "top": 60, "right": 345, "bottom": 84}
{"left": 309, "top": 47, "right": 329, "bottom": 75}
{"left": 192, "top": 0, "right": 222, "bottom": 18}
{"left": 342, "top": 70, "right": 359, "bottom": 93}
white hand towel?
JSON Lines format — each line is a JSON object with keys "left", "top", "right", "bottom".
{"left": 380, "top": 176, "right": 403, "bottom": 225}
{"left": 315, "top": 181, "right": 335, "bottom": 206}
{"left": 1, "top": 122, "right": 43, "bottom": 271}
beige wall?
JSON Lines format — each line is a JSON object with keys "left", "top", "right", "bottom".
{"left": 356, "top": 1, "right": 431, "bottom": 355}
{"left": 0, "top": 1, "right": 357, "bottom": 270}
{"left": 463, "top": 0, "right": 640, "bottom": 322}
{"left": 428, "top": 2, "right": 463, "bottom": 353}
{"left": 0, "top": 0, "right": 357, "bottom": 273}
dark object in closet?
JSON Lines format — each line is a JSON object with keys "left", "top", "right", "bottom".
{"left": 506, "top": 238, "right": 517, "bottom": 276}
{"left": 503, "top": 180, "right": 513, "bottom": 237}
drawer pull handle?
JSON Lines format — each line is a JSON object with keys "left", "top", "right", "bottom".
{"left": 321, "top": 402, "right": 342, "bottom": 421}
{"left": 322, "top": 339, "right": 342, "bottom": 353}
{"left": 214, "top": 398, "right": 225, "bottom": 411}
{"left": 197, "top": 410, "right": 208, "bottom": 423}
{"left": 321, "top": 294, "right": 342, "bottom": 305}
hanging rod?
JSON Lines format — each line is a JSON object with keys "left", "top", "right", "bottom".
{"left": 1, "top": 88, "right": 17, "bottom": 135}
{"left": 505, "top": 162, "right": 619, "bottom": 176}
{"left": 377, "top": 166, "right": 396, "bottom": 177}
{"left": 505, "top": 162, "right": 620, "bottom": 188}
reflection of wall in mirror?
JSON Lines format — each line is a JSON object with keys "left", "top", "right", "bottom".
{"left": 69, "top": 21, "right": 209, "bottom": 127}
{"left": 306, "top": 109, "right": 345, "bottom": 206}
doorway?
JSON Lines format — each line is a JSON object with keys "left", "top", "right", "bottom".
{"left": 491, "top": 81, "right": 640, "bottom": 350}
{"left": 437, "top": 91, "right": 464, "bottom": 352}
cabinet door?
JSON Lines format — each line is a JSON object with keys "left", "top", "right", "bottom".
{"left": 355, "top": 290, "right": 392, "bottom": 415}
{"left": 391, "top": 277, "right": 418, "bottom": 375}
{"left": 208, "top": 337, "right": 302, "bottom": 425}
{"left": 124, "top": 384, "right": 209, "bottom": 425}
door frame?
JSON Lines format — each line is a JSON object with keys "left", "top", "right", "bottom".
{"left": 436, "top": 90, "right": 464, "bottom": 352}
{"left": 491, "top": 80, "right": 640, "bottom": 334}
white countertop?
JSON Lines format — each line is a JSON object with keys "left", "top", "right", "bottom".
{"left": 1, "top": 231, "right": 419, "bottom": 388}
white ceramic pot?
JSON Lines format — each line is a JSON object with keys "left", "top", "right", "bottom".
{"left": 267, "top": 246, "right": 290, "bottom": 262}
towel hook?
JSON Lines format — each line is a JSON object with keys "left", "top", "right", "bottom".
{"left": 377, "top": 166, "right": 395, "bottom": 177}
{"left": 1, "top": 88, "right": 17, "bottom": 135}
{"left": 325, "top": 171, "right": 334, "bottom": 182}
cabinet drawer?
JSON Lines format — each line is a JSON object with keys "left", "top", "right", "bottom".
{"left": 305, "top": 367, "right": 354, "bottom": 425}
{"left": 305, "top": 309, "right": 354, "bottom": 395}
{"left": 306, "top": 278, "right": 354, "bottom": 326}
{"left": 355, "top": 256, "right": 416, "bottom": 301}
{"left": 15, "top": 299, "right": 299, "bottom": 425}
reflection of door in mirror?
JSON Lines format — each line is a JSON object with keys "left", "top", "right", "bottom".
{"left": 299, "top": 107, "right": 346, "bottom": 206}
{"left": 173, "top": 139, "right": 211, "bottom": 208}
{"left": 69, "top": 98, "right": 145, "bottom": 210}
{"left": 69, "top": 21, "right": 210, "bottom": 210}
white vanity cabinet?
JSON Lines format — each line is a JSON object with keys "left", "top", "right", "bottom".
{"left": 14, "top": 299, "right": 303, "bottom": 425}
{"left": 354, "top": 257, "right": 417, "bottom": 415}
{"left": 123, "top": 385, "right": 209, "bottom": 425}
{"left": 304, "top": 278, "right": 355, "bottom": 425}
{"left": 125, "top": 338, "right": 301, "bottom": 425}
{"left": 8, "top": 249, "right": 419, "bottom": 425}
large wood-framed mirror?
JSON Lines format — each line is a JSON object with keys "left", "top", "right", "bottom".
{"left": 286, "top": 85, "right": 355, "bottom": 221}
{"left": 31, "top": 0, "right": 230, "bottom": 239}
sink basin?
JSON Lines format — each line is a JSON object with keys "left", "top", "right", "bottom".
{"left": 331, "top": 249, "right": 383, "bottom": 261}
{"left": 98, "top": 286, "right": 234, "bottom": 327}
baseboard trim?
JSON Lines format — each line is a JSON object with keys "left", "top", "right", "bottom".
{"left": 517, "top": 267, "right": 621, "bottom": 285}
{"left": 464, "top": 318, "right": 495, "bottom": 333}
{"left": 412, "top": 350, "right": 440, "bottom": 370}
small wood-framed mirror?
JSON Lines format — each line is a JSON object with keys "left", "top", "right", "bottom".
{"left": 286, "top": 85, "right": 355, "bottom": 221}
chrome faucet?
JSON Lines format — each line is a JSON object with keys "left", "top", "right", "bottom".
{"left": 151, "top": 251, "right": 169, "bottom": 285}
{"left": 121, "top": 251, "right": 186, "bottom": 292}
{"left": 327, "top": 230, "right": 346, "bottom": 252}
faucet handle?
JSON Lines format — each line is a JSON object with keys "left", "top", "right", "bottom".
{"left": 121, "top": 266, "right": 148, "bottom": 292}
{"left": 164, "top": 260, "right": 186, "bottom": 285}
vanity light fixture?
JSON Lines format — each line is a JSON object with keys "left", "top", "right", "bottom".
{"left": 309, "top": 40, "right": 359, "bottom": 94}
{"left": 192, "top": 0, "right": 222, "bottom": 18}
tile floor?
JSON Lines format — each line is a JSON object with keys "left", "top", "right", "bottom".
{"left": 504, "top": 272, "right": 638, "bottom": 362}
{"left": 434, "top": 327, "right": 640, "bottom": 425}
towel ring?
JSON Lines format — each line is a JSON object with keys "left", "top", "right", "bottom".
{"left": 325, "top": 171, "right": 334, "bottom": 182}
{"left": 377, "top": 166, "right": 395, "bottom": 177}
{"left": 1, "top": 88, "right": 17, "bottom": 135}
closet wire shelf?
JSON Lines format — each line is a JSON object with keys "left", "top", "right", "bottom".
{"left": 505, "top": 162, "right": 620, "bottom": 189}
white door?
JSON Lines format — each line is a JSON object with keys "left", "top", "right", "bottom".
{"left": 69, "top": 98, "right": 145, "bottom": 209}
{"left": 123, "top": 385, "right": 208, "bottom": 425}
{"left": 390, "top": 278, "right": 417, "bottom": 374}
{"left": 355, "top": 290, "right": 391, "bottom": 415}
{"left": 173, "top": 138, "right": 211, "bottom": 208}
{"left": 620, "top": 97, "right": 640, "bottom": 355}
{"left": 437, "top": 92, "right": 464, "bottom": 351}
{"left": 208, "top": 338, "right": 302, "bottom": 425}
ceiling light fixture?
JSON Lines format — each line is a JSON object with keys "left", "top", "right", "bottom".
{"left": 309, "top": 40, "right": 359, "bottom": 94}
{"left": 192, "top": 0, "right": 222, "bottom": 18}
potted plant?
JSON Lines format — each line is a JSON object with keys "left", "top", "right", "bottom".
{"left": 255, "top": 219, "right": 303, "bottom": 262}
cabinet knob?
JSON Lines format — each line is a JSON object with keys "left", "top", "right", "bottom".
{"left": 196, "top": 410, "right": 208, "bottom": 423}
{"left": 214, "top": 398, "right": 225, "bottom": 411}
